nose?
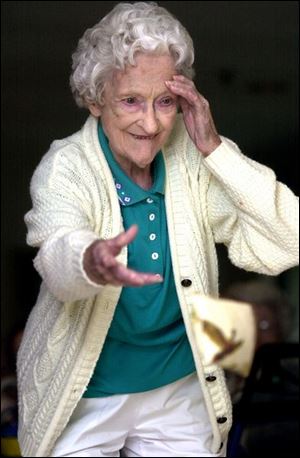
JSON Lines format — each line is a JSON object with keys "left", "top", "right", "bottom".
{"left": 139, "top": 105, "right": 159, "bottom": 135}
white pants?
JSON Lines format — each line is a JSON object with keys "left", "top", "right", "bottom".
{"left": 51, "top": 373, "right": 226, "bottom": 457}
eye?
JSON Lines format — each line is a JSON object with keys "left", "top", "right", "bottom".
{"left": 159, "top": 97, "right": 175, "bottom": 107}
{"left": 122, "top": 97, "right": 138, "bottom": 105}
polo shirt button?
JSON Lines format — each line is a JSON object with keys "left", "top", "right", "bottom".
{"left": 181, "top": 279, "right": 192, "bottom": 287}
{"left": 147, "top": 197, "right": 154, "bottom": 203}
{"left": 217, "top": 417, "right": 228, "bottom": 424}
{"left": 152, "top": 252, "right": 159, "bottom": 260}
{"left": 149, "top": 233, "right": 156, "bottom": 241}
{"left": 149, "top": 213, "right": 155, "bottom": 221}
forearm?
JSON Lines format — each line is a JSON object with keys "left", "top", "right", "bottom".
{"left": 33, "top": 229, "right": 103, "bottom": 302}
{"left": 206, "top": 138, "right": 299, "bottom": 274}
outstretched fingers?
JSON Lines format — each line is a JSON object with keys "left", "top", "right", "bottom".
{"left": 110, "top": 264, "right": 163, "bottom": 286}
{"left": 107, "top": 225, "right": 139, "bottom": 256}
{"left": 91, "top": 225, "right": 163, "bottom": 286}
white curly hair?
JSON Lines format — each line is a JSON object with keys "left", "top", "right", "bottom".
{"left": 70, "top": 2, "right": 195, "bottom": 109}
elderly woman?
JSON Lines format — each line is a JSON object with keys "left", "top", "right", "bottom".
{"left": 17, "top": 2, "right": 298, "bottom": 457}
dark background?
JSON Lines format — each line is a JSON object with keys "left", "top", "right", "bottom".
{"left": 1, "top": 1, "right": 299, "bottom": 342}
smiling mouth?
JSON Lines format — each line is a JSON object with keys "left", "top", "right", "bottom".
{"left": 130, "top": 133, "right": 158, "bottom": 140}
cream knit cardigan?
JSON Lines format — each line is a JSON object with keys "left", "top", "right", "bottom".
{"left": 17, "top": 114, "right": 299, "bottom": 457}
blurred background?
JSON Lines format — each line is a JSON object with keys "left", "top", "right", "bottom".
{"left": 1, "top": 0, "right": 299, "bottom": 346}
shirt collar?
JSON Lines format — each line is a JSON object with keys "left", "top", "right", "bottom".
{"left": 98, "top": 122, "right": 165, "bottom": 206}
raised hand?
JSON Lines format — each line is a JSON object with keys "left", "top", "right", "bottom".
{"left": 165, "top": 75, "right": 221, "bottom": 156}
{"left": 83, "top": 225, "right": 163, "bottom": 287}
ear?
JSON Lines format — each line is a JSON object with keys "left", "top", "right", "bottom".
{"left": 88, "top": 103, "right": 102, "bottom": 117}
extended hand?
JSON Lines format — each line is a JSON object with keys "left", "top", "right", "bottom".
{"left": 165, "top": 75, "right": 221, "bottom": 156}
{"left": 83, "top": 225, "right": 163, "bottom": 287}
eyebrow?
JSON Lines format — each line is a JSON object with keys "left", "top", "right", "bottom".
{"left": 116, "top": 91, "right": 175, "bottom": 99}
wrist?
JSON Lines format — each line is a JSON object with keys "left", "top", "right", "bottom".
{"left": 198, "top": 137, "right": 222, "bottom": 157}
{"left": 83, "top": 240, "right": 104, "bottom": 284}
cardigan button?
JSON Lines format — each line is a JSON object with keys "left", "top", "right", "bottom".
{"left": 217, "top": 417, "right": 228, "bottom": 424}
{"left": 206, "top": 375, "right": 217, "bottom": 382}
{"left": 181, "top": 279, "right": 192, "bottom": 287}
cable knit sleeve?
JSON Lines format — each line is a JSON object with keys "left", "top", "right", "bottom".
{"left": 204, "top": 137, "right": 299, "bottom": 275}
{"left": 24, "top": 141, "right": 106, "bottom": 302}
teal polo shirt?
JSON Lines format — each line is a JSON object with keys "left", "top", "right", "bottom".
{"left": 84, "top": 124, "right": 196, "bottom": 397}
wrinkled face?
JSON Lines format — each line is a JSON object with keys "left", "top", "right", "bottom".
{"left": 90, "top": 54, "right": 178, "bottom": 171}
